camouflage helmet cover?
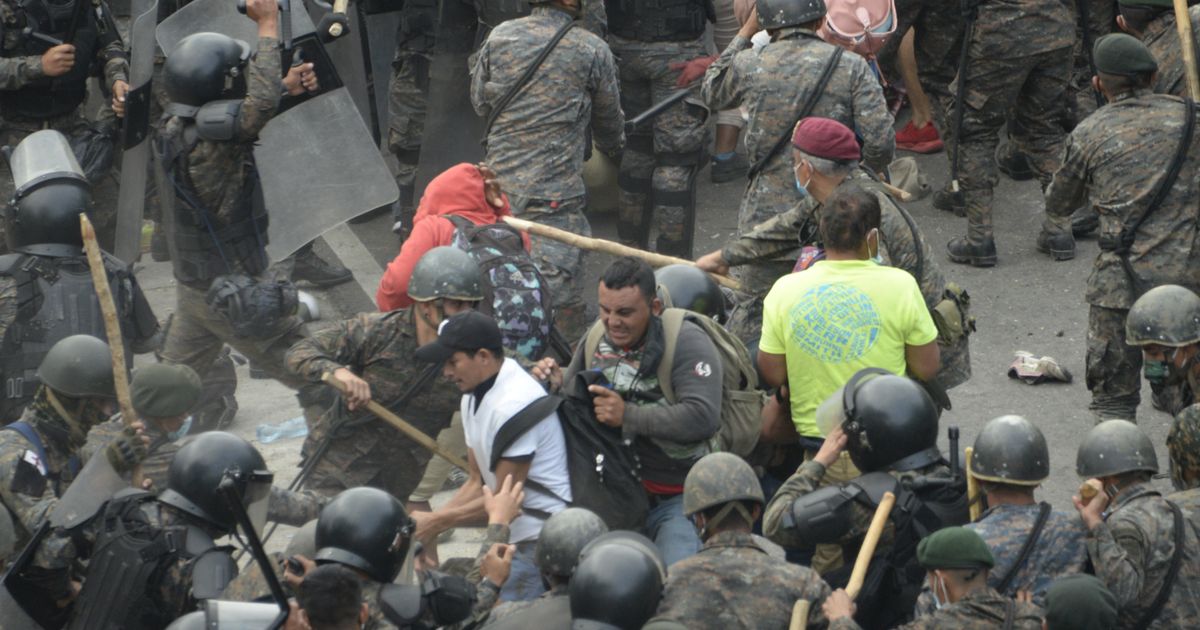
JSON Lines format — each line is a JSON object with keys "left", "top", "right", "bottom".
{"left": 683, "top": 452, "right": 765, "bottom": 516}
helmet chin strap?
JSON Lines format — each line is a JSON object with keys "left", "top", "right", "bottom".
{"left": 45, "top": 387, "right": 87, "bottom": 444}
{"left": 417, "top": 300, "right": 447, "bottom": 334}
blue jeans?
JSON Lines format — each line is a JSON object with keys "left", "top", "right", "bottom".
{"left": 643, "top": 493, "right": 701, "bottom": 567}
{"left": 498, "top": 540, "right": 545, "bottom": 602}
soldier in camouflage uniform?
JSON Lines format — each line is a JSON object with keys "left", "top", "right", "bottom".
{"left": 823, "top": 527, "right": 1044, "bottom": 629}
{"left": 472, "top": 0, "right": 623, "bottom": 341}
{"left": 696, "top": 117, "right": 972, "bottom": 390}
{"left": 914, "top": 416, "right": 1087, "bottom": 614}
{"left": 1067, "top": 0, "right": 1116, "bottom": 122}
{"left": 700, "top": 0, "right": 894, "bottom": 322}
{"left": 876, "top": 0, "right": 963, "bottom": 141}
{"left": 1116, "top": 0, "right": 1200, "bottom": 98}
{"left": 938, "top": 0, "right": 1073, "bottom": 266}
{"left": 656, "top": 453, "right": 831, "bottom": 629}
{"left": 1038, "top": 35, "right": 1200, "bottom": 421}
{"left": 1074, "top": 420, "right": 1200, "bottom": 628}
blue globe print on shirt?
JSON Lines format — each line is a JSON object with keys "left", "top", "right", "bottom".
{"left": 789, "top": 283, "right": 881, "bottom": 363}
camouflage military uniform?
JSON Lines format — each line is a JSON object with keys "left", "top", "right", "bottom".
{"left": 719, "top": 172, "right": 972, "bottom": 389}
{"left": 1137, "top": 5, "right": 1200, "bottom": 98}
{"left": 285, "top": 309, "right": 461, "bottom": 501}
{"left": 829, "top": 588, "right": 1043, "bottom": 630}
{"left": 1168, "top": 401, "right": 1200, "bottom": 490}
{"left": 701, "top": 29, "right": 894, "bottom": 308}
{"left": 1042, "top": 91, "right": 1200, "bottom": 420}
{"left": 471, "top": 5, "right": 623, "bottom": 340}
{"left": 914, "top": 503, "right": 1089, "bottom": 613}
{"left": 656, "top": 530, "right": 831, "bottom": 629}
{"left": 1087, "top": 481, "right": 1200, "bottom": 628}
{"left": 876, "top": 0, "right": 962, "bottom": 135}
{"left": 945, "top": 0, "right": 1073, "bottom": 250}
{"left": 1067, "top": 0, "right": 1115, "bottom": 122}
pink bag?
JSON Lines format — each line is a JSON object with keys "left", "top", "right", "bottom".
{"left": 818, "top": 0, "right": 897, "bottom": 58}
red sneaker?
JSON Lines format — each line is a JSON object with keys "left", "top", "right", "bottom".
{"left": 895, "top": 121, "right": 943, "bottom": 153}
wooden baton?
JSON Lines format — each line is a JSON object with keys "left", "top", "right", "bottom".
{"left": 846, "top": 491, "right": 896, "bottom": 600}
{"left": 1175, "top": 0, "right": 1200, "bottom": 101}
{"left": 321, "top": 372, "right": 469, "bottom": 470}
{"left": 788, "top": 599, "right": 812, "bottom": 630}
{"left": 965, "top": 446, "right": 981, "bottom": 521}
{"left": 501, "top": 215, "right": 745, "bottom": 292}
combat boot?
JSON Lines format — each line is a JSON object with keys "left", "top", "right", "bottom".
{"left": 710, "top": 154, "right": 748, "bottom": 183}
{"left": 996, "top": 144, "right": 1035, "bottom": 181}
{"left": 293, "top": 244, "right": 354, "bottom": 288}
{"left": 932, "top": 188, "right": 965, "bottom": 216}
{"left": 1036, "top": 230, "right": 1075, "bottom": 261}
{"left": 1071, "top": 208, "right": 1099, "bottom": 237}
{"left": 946, "top": 236, "right": 997, "bottom": 267}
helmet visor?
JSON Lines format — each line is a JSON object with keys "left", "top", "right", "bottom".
{"left": 241, "top": 470, "right": 273, "bottom": 538}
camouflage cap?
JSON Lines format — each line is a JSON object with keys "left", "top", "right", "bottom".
{"left": 682, "top": 452, "right": 765, "bottom": 517}
{"left": 132, "top": 363, "right": 203, "bottom": 418}
{"left": 917, "top": 526, "right": 994, "bottom": 570}
{"left": 1093, "top": 33, "right": 1158, "bottom": 77}
{"left": 1044, "top": 575, "right": 1118, "bottom": 630}
{"left": 1167, "top": 407, "right": 1200, "bottom": 491}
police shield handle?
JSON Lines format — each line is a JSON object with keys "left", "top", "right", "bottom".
{"left": 320, "top": 371, "right": 470, "bottom": 470}
{"left": 500, "top": 216, "right": 745, "bottom": 292}
{"left": 80, "top": 214, "right": 142, "bottom": 487}
{"left": 788, "top": 600, "right": 812, "bottom": 630}
{"left": 965, "top": 446, "right": 981, "bottom": 521}
{"left": 1174, "top": 0, "right": 1200, "bottom": 101}
{"left": 846, "top": 491, "right": 897, "bottom": 600}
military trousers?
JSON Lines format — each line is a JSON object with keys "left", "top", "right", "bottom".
{"left": 388, "top": 52, "right": 430, "bottom": 194}
{"left": 611, "top": 35, "right": 709, "bottom": 256}
{"left": 1086, "top": 304, "right": 1142, "bottom": 421}
{"left": 877, "top": 0, "right": 963, "bottom": 136}
{"left": 509, "top": 193, "right": 590, "bottom": 344}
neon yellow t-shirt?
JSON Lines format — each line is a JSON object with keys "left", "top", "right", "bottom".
{"left": 759, "top": 259, "right": 938, "bottom": 438}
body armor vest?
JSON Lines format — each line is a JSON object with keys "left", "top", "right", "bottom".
{"left": 158, "top": 124, "right": 270, "bottom": 288}
{"left": 0, "top": 252, "right": 134, "bottom": 422}
{"left": 397, "top": 0, "right": 479, "bottom": 54}
{"left": 606, "top": 0, "right": 708, "bottom": 41}
{"left": 1, "top": 0, "right": 100, "bottom": 119}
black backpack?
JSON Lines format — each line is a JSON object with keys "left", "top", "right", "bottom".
{"left": 447, "top": 215, "right": 554, "bottom": 360}
{"left": 490, "top": 374, "right": 649, "bottom": 531}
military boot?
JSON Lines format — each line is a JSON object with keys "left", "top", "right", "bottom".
{"left": 293, "top": 243, "right": 354, "bottom": 288}
{"left": 946, "top": 236, "right": 997, "bottom": 267}
{"left": 932, "top": 188, "right": 965, "bottom": 216}
{"left": 996, "top": 144, "right": 1035, "bottom": 181}
{"left": 390, "top": 184, "right": 416, "bottom": 237}
{"left": 1036, "top": 230, "right": 1075, "bottom": 261}
{"left": 1071, "top": 208, "right": 1100, "bottom": 237}
{"left": 655, "top": 234, "right": 691, "bottom": 258}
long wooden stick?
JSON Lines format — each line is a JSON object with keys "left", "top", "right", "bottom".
{"left": 321, "top": 372, "right": 469, "bottom": 470}
{"left": 501, "top": 215, "right": 745, "bottom": 292}
{"left": 846, "top": 491, "right": 896, "bottom": 600}
{"left": 81, "top": 214, "right": 141, "bottom": 483}
{"left": 788, "top": 600, "right": 811, "bottom": 630}
{"left": 1175, "top": 0, "right": 1200, "bottom": 101}
{"left": 965, "top": 446, "right": 981, "bottom": 521}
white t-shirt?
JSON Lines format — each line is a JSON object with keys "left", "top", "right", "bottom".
{"left": 462, "top": 358, "right": 572, "bottom": 543}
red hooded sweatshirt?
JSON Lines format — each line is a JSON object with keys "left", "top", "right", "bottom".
{"left": 376, "top": 163, "right": 529, "bottom": 311}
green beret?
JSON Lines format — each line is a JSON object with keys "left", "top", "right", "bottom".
{"left": 1045, "top": 575, "right": 1118, "bottom": 630}
{"left": 131, "top": 363, "right": 202, "bottom": 418}
{"left": 1093, "top": 33, "right": 1159, "bottom": 77}
{"left": 917, "top": 527, "right": 995, "bottom": 570}
{"left": 1117, "top": 0, "right": 1173, "bottom": 8}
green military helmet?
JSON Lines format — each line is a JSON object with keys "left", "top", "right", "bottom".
{"left": 970, "top": 415, "right": 1050, "bottom": 486}
{"left": 37, "top": 334, "right": 115, "bottom": 399}
{"left": 535, "top": 507, "right": 609, "bottom": 579}
{"left": 406, "top": 246, "right": 484, "bottom": 302}
{"left": 1076, "top": 419, "right": 1159, "bottom": 478}
{"left": 757, "top": 0, "right": 827, "bottom": 29}
{"left": 1126, "top": 285, "right": 1200, "bottom": 348}
{"left": 682, "top": 452, "right": 765, "bottom": 517}
{"left": 655, "top": 264, "right": 725, "bottom": 322}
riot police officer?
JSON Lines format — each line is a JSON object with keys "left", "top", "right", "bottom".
{"left": 569, "top": 531, "right": 667, "bottom": 629}
{"left": 1126, "top": 284, "right": 1200, "bottom": 419}
{"left": 0, "top": 130, "right": 158, "bottom": 423}
{"left": 763, "top": 368, "right": 968, "bottom": 629}
{"left": 654, "top": 263, "right": 726, "bottom": 323}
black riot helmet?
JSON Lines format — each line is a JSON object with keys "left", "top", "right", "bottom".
{"left": 536, "top": 507, "right": 609, "bottom": 581}
{"left": 817, "top": 368, "right": 940, "bottom": 473}
{"left": 757, "top": 0, "right": 827, "bottom": 30}
{"left": 37, "top": 334, "right": 115, "bottom": 399}
{"left": 159, "top": 431, "right": 273, "bottom": 534}
{"left": 4, "top": 129, "right": 93, "bottom": 256}
{"left": 970, "top": 415, "right": 1050, "bottom": 486}
{"left": 315, "top": 487, "right": 415, "bottom": 583}
{"left": 570, "top": 533, "right": 665, "bottom": 630}
{"left": 655, "top": 264, "right": 725, "bottom": 322}
{"left": 163, "top": 33, "right": 252, "bottom": 111}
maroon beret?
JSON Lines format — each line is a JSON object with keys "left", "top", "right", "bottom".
{"left": 791, "top": 117, "right": 862, "bottom": 162}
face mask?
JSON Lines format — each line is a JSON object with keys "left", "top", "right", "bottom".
{"left": 869, "top": 229, "right": 883, "bottom": 264}
{"left": 167, "top": 416, "right": 193, "bottom": 442}
{"left": 930, "top": 573, "right": 948, "bottom": 610}
{"left": 1144, "top": 359, "right": 1168, "bottom": 386}
{"left": 794, "top": 163, "right": 811, "bottom": 198}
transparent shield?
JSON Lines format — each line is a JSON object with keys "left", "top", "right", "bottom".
{"left": 113, "top": 0, "right": 159, "bottom": 263}
{"left": 49, "top": 449, "right": 128, "bottom": 529}
{"left": 9, "top": 130, "right": 87, "bottom": 198}
{"left": 156, "top": 0, "right": 316, "bottom": 55}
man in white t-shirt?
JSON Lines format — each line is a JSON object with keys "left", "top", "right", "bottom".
{"left": 412, "top": 310, "right": 571, "bottom": 602}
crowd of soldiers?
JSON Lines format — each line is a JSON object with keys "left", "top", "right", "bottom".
{"left": 0, "top": 0, "right": 1195, "bottom": 626}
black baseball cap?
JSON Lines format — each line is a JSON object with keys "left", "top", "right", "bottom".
{"left": 415, "top": 310, "right": 503, "bottom": 364}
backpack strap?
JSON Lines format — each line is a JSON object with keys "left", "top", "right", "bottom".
{"left": 2, "top": 421, "right": 79, "bottom": 477}
{"left": 1133, "top": 500, "right": 1186, "bottom": 630}
{"left": 483, "top": 19, "right": 577, "bottom": 145}
{"left": 994, "top": 501, "right": 1052, "bottom": 595}
{"left": 582, "top": 319, "right": 607, "bottom": 366}
{"left": 489, "top": 395, "right": 563, "bottom": 473}
{"left": 1002, "top": 599, "right": 1016, "bottom": 630}
{"left": 747, "top": 44, "right": 844, "bottom": 178}
{"left": 655, "top": 309, "right": 687, "bottom": 404}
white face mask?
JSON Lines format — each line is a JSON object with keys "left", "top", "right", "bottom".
{"left": 868, "top": 228, "right": 883, "bottom": 264}
{"left": 930, "top": 572, "right": 948, "bottom": 610}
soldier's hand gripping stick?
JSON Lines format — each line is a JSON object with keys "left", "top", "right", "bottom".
{"left": 846, "top": 491, "right": 897, "bottom": 599}
{"left": 965, "top": 446, "right": 982, "bottom": 521}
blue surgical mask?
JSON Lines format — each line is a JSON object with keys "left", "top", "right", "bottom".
{"left": 167, "top": 416, "right": 193, "bottom": 442}
{"left": 794, "top": 163, "right": 811, "bottom": 198}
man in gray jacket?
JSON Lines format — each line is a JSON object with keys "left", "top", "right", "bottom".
{"left": 532, "top": 257, "right": 722, "bottom": 566}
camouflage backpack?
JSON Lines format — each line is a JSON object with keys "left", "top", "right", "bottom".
{"left": 447, "top": 215, "right": 553, "bottom": 360}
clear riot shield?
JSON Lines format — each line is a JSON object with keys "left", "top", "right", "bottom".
{"left": 156, "top": 0, "right": 316, "bottom": 54}
{"left": 257, "top": 86, "right": 399, "bottom": 260}
{"left": 50, "top": 448, "right": 128, "bottom": 529}
{"left": 113, "top": 0, "right": 159, "bottom": 263}
{"left": 413, "top": 51, "right": 484, "bottom": 198}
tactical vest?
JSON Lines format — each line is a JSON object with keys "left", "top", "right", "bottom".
{"left": 397, "top": 0, "right": 479, "bottom": 54}
{"left": 66, "top": 489, "right": 226, "bottom": 630}
{"left": 606, "top": 0, "right": 709, "bottom": 41}
{"left": 157, "top": 124, "right": 270, "bottom": 287}
{"left": 1, "top": 0, "right": 100, "bottom": 119}
{"left": 0, "top": 252, "right": 134, "bottom": 422}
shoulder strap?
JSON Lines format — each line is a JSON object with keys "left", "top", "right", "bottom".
{"left": 1133, "top": 500, "right": 1186, "bottom": 630}
{"left": 483, "top": 20, "right": 576, "bottom": 142}
{"left": 747, "top": 45, "right": 844, "bottom": 178}
{"left": 445, "top": 214, "right": 473, "bottom": 234}
{"left": 1002, "top": 599, "right": 1016, "bottom": 630}
{"left": 489, "top": 395, "right": 563, "bottom": 472}
{"left": 995, "top": 502, "right": 1052, "bottom": 595}
{"left": 583, "top": 319, "right": 607, "bottom": 363}
{"left": 5, "top": 421, "right": 47, "bottom": 466}
{"left": 1117, "top": 98, "right": 1195, "bottom": 257}
{"left": 655, "top": 309, "right": 687, "bottom": 404}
